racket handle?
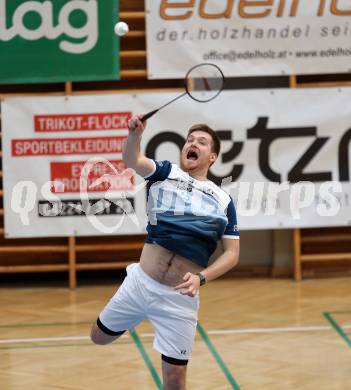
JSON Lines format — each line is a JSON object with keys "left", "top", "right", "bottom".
{"left": 141, "top": 109, "right": 159, "bottom": 122}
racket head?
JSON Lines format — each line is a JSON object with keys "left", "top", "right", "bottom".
{"left": 184, "top": 63, "right": 225, "bottom": 103}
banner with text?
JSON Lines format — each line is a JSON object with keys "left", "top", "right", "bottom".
{"left": 0, "top": 0, "right": 119, "bottom": 84}
{"left": 2, "top": 88, "right": 351, "bottom": 237}
{"left": 145, "top": 0, "right": 351, "bottom": 78}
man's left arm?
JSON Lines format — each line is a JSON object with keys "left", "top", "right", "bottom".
{"left": 175, "top": 238, "right": 239, "bottom": 296}
{"left": 201, "top": 238, "right": 240, "bottom": 283}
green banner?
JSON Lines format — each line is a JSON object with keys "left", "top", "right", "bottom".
{"left": 0, "top": 0, "right": 119, "bottom": 84}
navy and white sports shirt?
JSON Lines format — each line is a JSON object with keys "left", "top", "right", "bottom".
{"left": 144, "top": 160, "right": 239, "bottom": 268}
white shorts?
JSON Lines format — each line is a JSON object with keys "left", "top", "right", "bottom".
{"left": 98, "top": 263, "right": 199, "bottom": 361}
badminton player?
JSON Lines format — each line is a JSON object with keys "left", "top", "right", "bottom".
{"left": 91, "top": 114, "right": 240, "bottom": 389}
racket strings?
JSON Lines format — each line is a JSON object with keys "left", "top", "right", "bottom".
{"left": 141, "top": 63, "right": 224, "bottom": 121}
{"left": 186, "top": 64, "right": 224, "bottom": 102}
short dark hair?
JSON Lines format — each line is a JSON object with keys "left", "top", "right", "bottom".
{"left": 187, "top": 124, "right": 220, "bottom": 156}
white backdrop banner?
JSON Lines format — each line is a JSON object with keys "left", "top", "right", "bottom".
{"left": 2, "top": 88, "right": 351, "bottom": 237}
{"left": 145, "top": 0, "right": 351, "bottom": 78}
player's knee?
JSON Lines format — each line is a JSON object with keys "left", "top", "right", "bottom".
{"left": 166, "top": 378, "right": 184, "bottom": 390}
{"left": 90, "top": 333, "right": 106, "bottom": 345}
{"left": 163, "top": 371, "right": 186, "bottom": 390}
{"left": 162, "top": 355, "right": 187, "bottom": 389}
{"left": 90, "top": 319, "right": 125, "bottom": 345}
{"left": 90, "top": 324, "right": 109, "bottom": 345}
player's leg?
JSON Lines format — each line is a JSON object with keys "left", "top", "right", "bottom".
{"left": 161, "top": 355, "right": 188, "bottom": 390}
{"left": 149, "top": 284, "right": 199, "bottom": 389}
{"left": 90, "top": 318, "right": 126, "bottom": 345}
{"left": 90, "top": 263, "right": 145, "bottom": 345}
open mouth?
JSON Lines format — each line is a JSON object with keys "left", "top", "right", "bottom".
{"left": 186, "top": 150, "right": 199, "bottom": 161}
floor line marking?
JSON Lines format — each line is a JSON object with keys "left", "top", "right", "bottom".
{"left": 2, "top": 325, "right": 351, "bottom": 344}
{"left": 0, "top": 321, "right": 92, "bottom": 329}
{"left": 197, "top": 322, "right": 240, "bottom": 390}
{"left": 0, "top": 334, "right": 128, "bottom": 344}
{"left": 130, "top": 329, "right": 163, "bottom": 390}
{"left": 324, "top": 312, "right": 351, "bottom": 349}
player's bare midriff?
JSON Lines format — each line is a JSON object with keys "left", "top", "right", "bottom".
{"left": 139, "top": 243, "right": 204, "bottom": 287}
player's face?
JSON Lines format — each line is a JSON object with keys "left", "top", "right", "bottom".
{"left": 181, "top": 131, "right": 217, "bottom": 171}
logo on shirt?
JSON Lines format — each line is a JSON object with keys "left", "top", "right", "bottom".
{"left": 176, "top": 178, "right": 194, "bottom": 193}
{"left": 203, "top": 187, "right": 215, "bottom": 197}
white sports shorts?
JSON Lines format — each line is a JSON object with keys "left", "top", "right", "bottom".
{"left": 98, "top": 263, "right": 199, "bottom": 361}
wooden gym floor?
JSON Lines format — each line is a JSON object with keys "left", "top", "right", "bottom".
{"left": 0, "top": 275, "right": 350, "bottom": 389}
